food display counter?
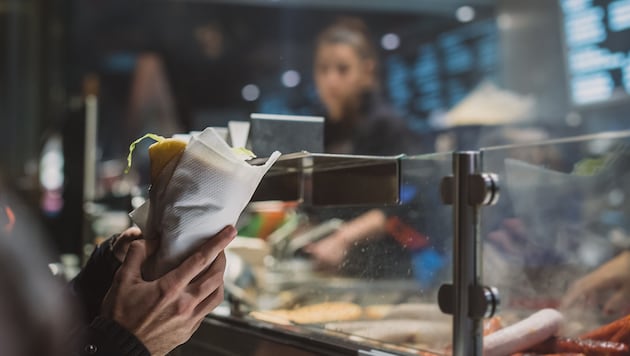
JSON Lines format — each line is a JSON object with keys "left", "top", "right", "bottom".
{"left": 180, "top": 130, "right": 630, "bottom": 356}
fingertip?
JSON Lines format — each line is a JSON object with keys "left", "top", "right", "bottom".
{"left": 223, "top": 225, "right": 237, "bottom": 238}
{"left": 122, "top": 226, "right": 143, "bottom": 237}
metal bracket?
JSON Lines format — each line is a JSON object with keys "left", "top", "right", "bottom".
{"left": 440, "top": 173, "right": 499, "bottom": 206}
{"left": 438, "top": 284, "right": 501, "bottom": 318}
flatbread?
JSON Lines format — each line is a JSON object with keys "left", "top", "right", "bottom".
{"left": 257, "top": 302, "right": 363, "bottom": 324}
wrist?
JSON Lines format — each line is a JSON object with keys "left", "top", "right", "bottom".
{"left": 85, "top": 316, "right": 150, "bottom": 356}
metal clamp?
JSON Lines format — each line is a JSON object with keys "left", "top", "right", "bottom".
{"left": 440, "top": 173, "right": 499, "bottom": 206}
{"left": 438, "top": 285, "right": 500, "bottom": 318}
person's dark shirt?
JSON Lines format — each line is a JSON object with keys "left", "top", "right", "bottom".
{"left": 311, "top": 90, "right": 429, "bottom": 279}
{"left": 324, "top": 90, "right": 423, "bottom": 156}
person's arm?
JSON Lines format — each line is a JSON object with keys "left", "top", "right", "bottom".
{"left": 97, "top": 226, "right": 235, "bottom": 356}
{"left": 77, "top": 317, "right": 150, "bottom": 356}
{"left": 69, "top": 227, "right": 143, "bottom": 322}
{"left": 561, "top": 250, "right": 630, "bottom": 316}
{"left": 305, "top": 209, "right": 386, "bottom": 268}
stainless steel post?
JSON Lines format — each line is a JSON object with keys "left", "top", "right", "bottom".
{"left": 452, "top": 151, "right": 483, "bottom": 356}
{"left": 439, "top": 151, "right": 500, "bottom": 355}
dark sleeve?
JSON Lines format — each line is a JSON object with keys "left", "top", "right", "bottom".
{"left": 69, "top": 236, "right": 122, "bottom": 322}
{"left": 77, "top": 317, "right": 150, "bottom": 356}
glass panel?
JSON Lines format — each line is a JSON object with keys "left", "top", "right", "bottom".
{"left": 481, "top": 131, "right": 630, "bottom": 348}
{"left": 227, "top": 152, "right": 453, "bottom": 355}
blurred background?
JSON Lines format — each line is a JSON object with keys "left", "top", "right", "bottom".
{"left": 0, "top": 0, "right": 628, "bottom": 260}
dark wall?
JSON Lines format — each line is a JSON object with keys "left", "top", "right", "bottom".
{"left": 0, "top": 0, "right": 42, "bottom": 182}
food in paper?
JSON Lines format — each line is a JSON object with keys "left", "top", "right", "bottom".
{"left": 128, "top": 128, "right": 280, "bottom": 279}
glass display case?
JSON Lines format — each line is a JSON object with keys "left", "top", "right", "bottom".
{"left": 183, "top": 152, "right": 454, "bottom": 356}
{"left": 479, "top": 130, "right": 630, "bottom": 355}
{"left": 182, "top": 130, "right": 630, "bottom": 356}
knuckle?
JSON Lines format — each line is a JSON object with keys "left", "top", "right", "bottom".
{"left": 200, "top": 275, "right": 222, "bottom": 293}
{"left": 158, "top": 281, "right": 179, "bottom": 301}
{"left": 113, "top": 269, "right": 131, "bottom": 285}
{"left": 191, "top": 252, "right": 210, "bottom": 269}
{"left": 176, "top": 298, "right": 193, "bottom": 315}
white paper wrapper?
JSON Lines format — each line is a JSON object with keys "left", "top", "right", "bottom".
{"left": 130, "top": 128, "right": 280, "bottom": 278}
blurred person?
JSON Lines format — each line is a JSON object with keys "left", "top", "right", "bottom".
{"left": 313, "top": 17, "right": 420, "bottom": 156}
{"left": 305, "top": 18, "right": 434, "bottom": 279}
{"left": 0, "top": 176, "right": 236, "bottom": 356}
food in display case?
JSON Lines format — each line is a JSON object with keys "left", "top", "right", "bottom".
{"left": 483, "top": 312, "right": 630, "bottom": 356}
{"left": 255, "top": 302, "right": 364, "bottom": 324}
{"left": 479, "top": 132, "right": 630, "bottom": 356}
{"left": 198, "top": 132, "right": 630, "bottom": 356}
{"left": 249, "top": 301, "right": 452, "bottom": 353}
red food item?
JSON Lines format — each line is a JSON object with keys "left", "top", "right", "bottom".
{"left": 514, "top": 354, "right": 585, "bottom": 356}
{"left": 580, "top": 315, "right": 630, "bottom": 341}
{"left": 515, "top": 354, "right": 585, "bottom": 356}
{"left": 610, "top": 318, "right": 630, "bottom": 344}
{"left": 527, "top": 336, "right": 629, "bottom": 356}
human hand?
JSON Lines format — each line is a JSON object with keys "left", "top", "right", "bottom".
{"left": 304, "top": 233, "right": 351, "bottom": 269}
{"left": 111, "top": 227, "right": 144, "bottom": 263}
{"left": 561, "top": 251, "right": 630, "bottom": 316}
{"left": 101, "top": 225, "right": 236, "bottom": 356}
{"left": 304, "top": 209, "right": 386, "bottom": 269}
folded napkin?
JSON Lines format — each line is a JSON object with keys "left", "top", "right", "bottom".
{"left": 131, "top": 128, "right": 280, "bottom": 279}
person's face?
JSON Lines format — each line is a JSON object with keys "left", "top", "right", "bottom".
{"left": 314, "top": 43, "right": 374, "bottom": 120}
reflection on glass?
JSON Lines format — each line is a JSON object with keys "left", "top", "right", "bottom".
{"left": 481, "top": 131, "right": 630, "bottom": 350}
{"left": 229, "top": 153, "right": 453, "bottom": 355}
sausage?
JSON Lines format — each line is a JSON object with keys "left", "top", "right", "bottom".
{"left": 580, "top": 314, "right": 630, "bottom": 341}
{"left": 527, "top": 336, "right": 629, "bottom": 356}
{"left": 516, "top": 354, "right": 585, "bottom": 356}
{"left": 610, "top": 318, "right": 630, "bottom": 344}
{"left": 483, "top": 309, "right": 564, "bottom": 356}
{"left": 518, "top": 354, "right": 585, "bottom": 356}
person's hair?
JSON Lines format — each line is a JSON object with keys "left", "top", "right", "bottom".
{"left": 315, "top": 17, "right": 378, "bottom": 65}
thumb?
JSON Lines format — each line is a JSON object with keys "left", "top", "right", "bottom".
{"left": 120, "top": 240, "right": 147, "bottom": 278}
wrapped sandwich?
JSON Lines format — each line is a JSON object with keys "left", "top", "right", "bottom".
{"left": 128, "top": 128, "right": 280, "bottom": 279}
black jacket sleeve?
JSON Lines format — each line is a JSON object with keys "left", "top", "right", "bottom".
{"left": 77, "top": 317, "right": 150, "bottom": 356}
{"left": 69, "top": 235, "right": 122, "bottom": 322}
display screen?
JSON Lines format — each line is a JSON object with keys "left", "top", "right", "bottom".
{"left": 383, "top": 19, "right": 499, "bottom": 131}
{"left": 561, "top": 0, "right": 630, "bottom": 105}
